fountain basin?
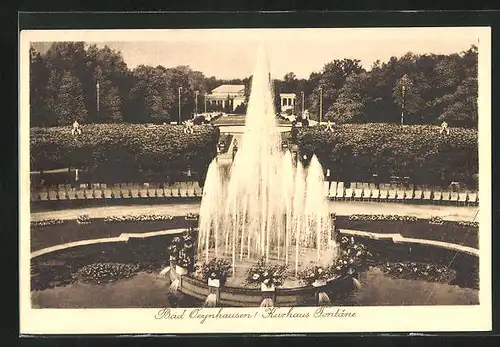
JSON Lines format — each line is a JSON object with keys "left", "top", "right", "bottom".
{"left": 169, "top": 269, "right": 353, "bottom": 307}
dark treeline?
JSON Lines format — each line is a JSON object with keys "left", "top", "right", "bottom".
{"left": 30, "top": 42, "right": 478, "bottom": 128}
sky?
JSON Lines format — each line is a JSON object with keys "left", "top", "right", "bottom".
{"left": 30, "top": 28, "right": 482, "bottom": 80}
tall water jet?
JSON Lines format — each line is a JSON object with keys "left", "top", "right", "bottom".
{"left": 197, "top": 45, "right": 337, "bottom": 279}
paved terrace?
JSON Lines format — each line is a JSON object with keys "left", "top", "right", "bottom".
{"left": 31, "top": 200, "right": 479, "bottom": 222}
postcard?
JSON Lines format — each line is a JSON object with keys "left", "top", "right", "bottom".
{"left": 20, "top": 26, "right": 491, "bottom": 334}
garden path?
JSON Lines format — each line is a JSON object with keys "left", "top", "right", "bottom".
{"left": 31, "top": 201, "right": 479, "bottom": 222}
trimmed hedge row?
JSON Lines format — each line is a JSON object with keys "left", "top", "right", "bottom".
{"left": 297, "top": 124, "right": 478, "bottom": 186}
{"left": 30, "top": 124, "right": 220, "bottom": 182}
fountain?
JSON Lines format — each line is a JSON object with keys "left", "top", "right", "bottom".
{"left": 171, "top": 46, "right": 345, "bottom": 306}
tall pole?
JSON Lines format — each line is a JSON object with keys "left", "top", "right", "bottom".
{"left": 96, "top": 80, "right": 100, "bottom": 120}
{"left": 401, "top": 85, "right": 405, "bottom": 125}
{"left": 319, "top": 87, "right": 323, "bottom": 124}
{"left": 178, "top": 87, "right": 182, "bottom": 124}
{"left": 195, "top": 90, "right": 199, "bottom": 118}
{"left": 204, "top": 94, "right": 207, "bottom": 113}
{"left": 301, "top": 91, "right": 305, "bottom": 116}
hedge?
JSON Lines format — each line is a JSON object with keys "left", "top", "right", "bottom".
{"left": 297, "top": 124, "right": 478, "bottom": 187}
{"left": 30, "top": 124, "right": 220, "bottom": 182}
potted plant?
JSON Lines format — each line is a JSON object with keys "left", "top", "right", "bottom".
{"left": 185, "top": 213, "right": 199, "bottom": 221}
{"left": 199, "top": 258, "right": 232, "bottom": 288}
{"left": 330, "top": 235, "right": 372, "bottom": 280}
{"left": 168, "top": 237, "right": 183, "bottom": 264}
{"left": 176, "top": 251, "right": 193, "bottom": 276}
{"left": 298, "top": 265, "right": 332, "bottom": 287}
{"left": 246, "top": 258, "right": 288, "bottom": 291}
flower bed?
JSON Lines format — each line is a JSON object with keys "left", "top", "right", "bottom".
{"left": 379, "top": 261, "right": 456, "bottom": 283}
{"left": 185, "top": 213, "right": 199, "bottom": 221}
{"left": 348, "top": 214, "right": 418, "bottom": 222}
{"left": 335, "top": 215, "right": 479, "bottom": 249}
{"left": 76, "top": 215, "right": 91, "bottom": 225}
{"left": 245, "top": 258, "right": 288, "bottom": 288}
{"left": 72, "top": 262, "right": 139, "bottom": 284}
{"left": 197, "top": 258, "right": 232, "bottom": 286}
{"left": 457, "top": 221, "right": 479, "bottom": 228}
{"left": 31, "top": 219, "right": 67, "bottom": 227}
{"left": 103, "top": 214, "right": 174, "bottom": 223}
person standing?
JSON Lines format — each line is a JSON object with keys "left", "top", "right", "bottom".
{"left": 232, "top": 139, "right": 239, "bottom": 162}
{"left": 440, "top": 121, "right": 450, "bottom": 135}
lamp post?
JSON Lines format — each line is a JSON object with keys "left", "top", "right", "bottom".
{"left": 319, "top": 87, "right": 323, "bottom": 124}
{"left": 301, "top": 91, "right": 305, "bottom": 116}
{"left": 195, "top": 90, "right": 199, "bottom": 118}
{"left": 401, "top": 85, "right": 406, "bottom": 125}
{"left": 178, "top": 87, "right": 183, "bottom": 124}
{"left": 96, "top": 80, "right": 100, "bottom": 120}
{"left": 204, "top": 94, "right": 207, "bottom": 113}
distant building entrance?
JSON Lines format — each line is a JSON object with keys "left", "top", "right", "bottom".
{"left": 205, "top": 84, "right": 246, "bottom": 112}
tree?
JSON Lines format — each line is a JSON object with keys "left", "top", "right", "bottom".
{"left": 52, "top": 70, "right": 88, "bottom": 125}
{"left": 30, "top": 46, "right": 50, "bottom": 126}
{"left": 327, "top": 72, "right": 369, "bottom": 124}
{"left": 393, "top": 74, "right": 421, "bottom": 124}
{"left": 308, "top": 59, "right": 364, "bottom": 121}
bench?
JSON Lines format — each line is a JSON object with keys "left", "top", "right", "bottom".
{"left": 155, "top": 188, "right": 165, "bottom": 198}
{"left": 67, "top": 189, "right": 76, "bottom": 200}
{"left": 121, "top": 188, "right": 131, "bottom": 198}
{"left": 467, "top": 192, "right": 477, "bottom": 206}
{"left": 396, "top": 190, "right": 405, "bottom": 202}
{"left": 433, "top": 191, "right": 442, "bottom": 203}
{"left": 388, "top": 190, "right": 396, "bottom": 201}
{"left": 449, "top": 192, "right": 459, "bottom": 204}
{"left": 130, "top": 188, "right": 140, "bottom": 198}
{"left": 354, "top": 189, "right": 363, "bottom": 200}
{"left": 362, "top": 188, "right": 371, "bottom": 201}
{"left": 344, "top": 188, "right": 353, "bottom": 201}
{"left": 413, "top": 190, "right": 422, "bottom": 202}
{"left": 48, "top": 190, "right": 58, "bottom": 201}
{"left": 103, "top": 189, "right": 112, "bottom": 199}
{"left": 422, "top": 191, "right": 432, "bottom": 202}
{"left": 84, "top": 189, "right": 94, "bottom": 199}
{"left": 76, "top": 190, "right": 85, "bottom": 199}
{"left": 441, "top": 191, "right": 451, "bottom": 204}
{"left": 93, "top": 189, "right": 103, "bottom": 199}
{"left": 328, "top": 182, "right": 337, "bottom": 199}
{"left": 39, "top": 191, "right": 49, "bottom": 201}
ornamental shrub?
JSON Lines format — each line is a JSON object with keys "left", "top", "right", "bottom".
{"left": 297, "top": 123, "right": 478, "bottom": 187}
{"left": 30, "top": 124, "right": 219, "bottom": 182}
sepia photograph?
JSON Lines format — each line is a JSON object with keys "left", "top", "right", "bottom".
{"left": 19, "top": 26, "right": 491, "bottom": 334}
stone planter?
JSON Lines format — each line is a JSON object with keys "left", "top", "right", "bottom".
{"left": 312, "top": 279, "right": 327, "bottom": 287}
{"left": 261, "top": 283, "right": 275, "bottom": 292}
{"left": 208, "top": 278, "right": 220, "bottom": 288}
{"left": 176, "top": 265, "right": 188, "bottom": 276}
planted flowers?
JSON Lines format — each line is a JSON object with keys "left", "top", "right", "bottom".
{"left": 31, "top": 218, "right": 67, "bottom": 227}
{"left": 103, "top": 214, "right": 174, "bottom": 223}
{"left": 333, "top": 236, "right": 372, "bottom": 278}
{"left": 72, "top": 262, "right": 139, "bottom": 284}
{"left": 197, "top": 258, "right": 232, "bottom": 286}
{"left": 245, "top": 258, "right": 288, "bottom": 288}
{"left": 379, "top": 261, "right": 456, "bottom": 283}
{"left": 348, "top": 214, "right": 418, "bottom": 222}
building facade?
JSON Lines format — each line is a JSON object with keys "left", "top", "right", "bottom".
{"left": 205, "top": 84, "right": 246, "bottom": 111}
{"left": 280, "top": 93, "right": 297, "bottom": 113}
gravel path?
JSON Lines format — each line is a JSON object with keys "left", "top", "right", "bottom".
{"left": 30, "top": 201, "right": 479, "bottom": 222}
